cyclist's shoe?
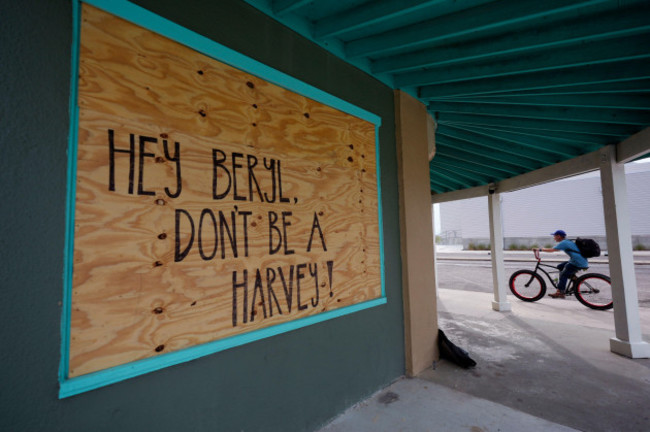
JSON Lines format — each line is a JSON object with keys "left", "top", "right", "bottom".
{"left": 549, "top": 291, "right": 565, "bottom": 299}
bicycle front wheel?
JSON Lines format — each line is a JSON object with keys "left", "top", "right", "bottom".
{"left": 574, "top": 273, "right": 613, "bottom": 310}
{"left": 509, "top": 270, "right": 546, "bottom": 302}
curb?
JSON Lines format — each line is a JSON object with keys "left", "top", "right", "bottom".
{"left": 436, "top": 256, "right": 650, "bottom": 265}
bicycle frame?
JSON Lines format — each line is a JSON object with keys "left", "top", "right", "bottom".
{"left": 531, "top": 250, "right": 582, "bottom": 294}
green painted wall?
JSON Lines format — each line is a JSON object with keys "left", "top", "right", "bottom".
{"left": 0, "top": 1, "right": 404, "bottom": 430}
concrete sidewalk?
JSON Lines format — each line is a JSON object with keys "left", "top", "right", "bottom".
{"left": 318, "top": 289, "right": 650, "bottom": 432}
{"left": 319, "top": 377, "right": 577, "bottom": 432}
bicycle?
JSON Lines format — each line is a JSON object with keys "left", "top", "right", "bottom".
{"left": 508, "top": 250, "right": 613, "bottom": 310}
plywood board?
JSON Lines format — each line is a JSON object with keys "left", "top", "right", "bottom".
{"left": 69, "top": 4, "right": 381, "bottom": 377}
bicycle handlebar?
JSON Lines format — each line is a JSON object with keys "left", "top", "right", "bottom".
{"left": 533, "top": 249, "right": 541, "bottom": 261}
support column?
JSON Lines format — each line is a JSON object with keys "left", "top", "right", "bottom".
{"left": 395, "top": 90, "right": 438, "bottom": 376}
{"left": 599, "top": 145, "right": 650, "bottom": 358}
{"left": 431, "top": 204, "right": 439, "bottom": 296}
{"left": 488, "top": 188, "right": 511, "bottom": 311}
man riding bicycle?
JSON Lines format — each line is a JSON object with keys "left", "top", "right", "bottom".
{"left": 533, "top": 230, "right": 588, "bottom": 299}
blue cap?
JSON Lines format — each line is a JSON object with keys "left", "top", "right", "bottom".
{"left": 551, "top": 230, "right": 566, "bottom": 237}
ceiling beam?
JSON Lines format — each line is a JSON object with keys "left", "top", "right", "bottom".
{"left": 430, "top": 101, "right": 650, "bottom": 125}
{"left": 431, "top": 155, "right": 505, "bottom": 180}
{"left": 430, "top": 177, "right": 455, "bottom": 193}
{"left": 617, "top": 127, "right": 650, "bottom": 163}
{"left": 497, "top": 148, "right": 601, "bottom": 193}
{"left": 394, "top": 34, "right": 650, "bottom": 87}
{"left": 345, "top": 0, "right": 606, "bottom": 58}
{"left": 436, "top": 112, "right": 641, "bottom": 137}
{"left": 313, "top": 0, "right": 448, "bottom": 39}
{"left": 443, "top": 124, "right": 584, "bottom": 159}
{"left": 433, "top": 154, "right": 510, "bottom": 178}
{"left": 434, "top": 79, "right": 650, "bottom": 98}
{"left": 431, "top": 168, "right": 474, "bottom": 189}
{"left": 372, "top": 3, "right": 650, "bottom": 74}
{"left": 431, "top": 184, "right": 488, "bottom": 204}
{"left": 436, "top": 140, "right": 523, "bottom": 176}
{"left": 436, "top": 133, "right": 543, "bottom": 171}
{"left": 419, "top": 58, "right": 650, "bottom": 99}
{"left": 430, "top": 163, "right": 490, "bottom": 184}
{"left": 272, "top": 0, "right": 312, "bottom": 17}
{"left": 436, "top": 124, "right": 561, "bottom": 164}
{"left": 433, "top": 93, "right": 650, "bottom": 110}
{"left": 452, "top": 123, "right": 607, "bottom": 148}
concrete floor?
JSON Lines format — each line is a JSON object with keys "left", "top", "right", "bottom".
{"left": 318, "top": 289, "right": 650, "bottom": 432}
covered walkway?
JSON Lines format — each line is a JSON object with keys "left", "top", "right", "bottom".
{"left": 319, "top": 287, "right": 650, "bottom": 431}
{"left": 247, "top": 0, "right": 650, "bottom": 365}
{"left": 432, "top": 131, "right": 650, "bottom": 359}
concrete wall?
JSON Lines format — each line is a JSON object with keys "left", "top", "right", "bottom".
{"left": 0, "top": 1, "right": 405, "bottom": 431}
{"left": 503, "top": 174, "right": 606, "bottom": 238}
{"left": 439, "top": 198, "right": 487, "bottom": 239}
{"left": 439, "top": 165, "right": 650, "bottom": 250}
{"left": 626, "top": 168, "right": 650, "bottom": 236}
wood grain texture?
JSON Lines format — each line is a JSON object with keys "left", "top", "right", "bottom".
{"left": 69, "top": 4, "right": 381, "bottom": 377}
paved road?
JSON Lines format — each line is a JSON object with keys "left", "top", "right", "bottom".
{"left": 436, "top": 258, "right": 650, "bottom": 307}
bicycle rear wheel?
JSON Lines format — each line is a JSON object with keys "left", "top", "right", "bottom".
{"left": 574, "top": 273, "right": 613, "bottom": 310}
{"left": 509, "top": 270, "right": 546, "bottom": 302}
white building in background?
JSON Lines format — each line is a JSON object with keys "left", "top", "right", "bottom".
{"left": 438, "top": 162, "right": 650, "bottom": 250}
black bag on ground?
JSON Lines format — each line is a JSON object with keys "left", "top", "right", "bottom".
{"left": 574, "top": 238, "right": 601, "bottom": 258}
{"left": 437, "top": 329, "right": 476, "bottom": 369}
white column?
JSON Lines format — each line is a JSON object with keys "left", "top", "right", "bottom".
{"left": 431, "top": 204, "right": 439, "bottom": 296}
{"left": 599, "top": 145, "right": 650, "bottom": 358}
{"left": 488, "top": 188, "right": 511, "bottom": 311}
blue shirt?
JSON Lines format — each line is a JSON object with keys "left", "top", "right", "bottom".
{"left": 554, "top": 239, "right": 589, "bottom": 268}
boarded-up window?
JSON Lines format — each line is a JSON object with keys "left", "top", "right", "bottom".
{"left": 62, "top": 3, "right": 383, "bottom": 390}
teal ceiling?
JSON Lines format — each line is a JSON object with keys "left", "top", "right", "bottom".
{"left": 244, "top": 0, "right": 650, "bottom": 194}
